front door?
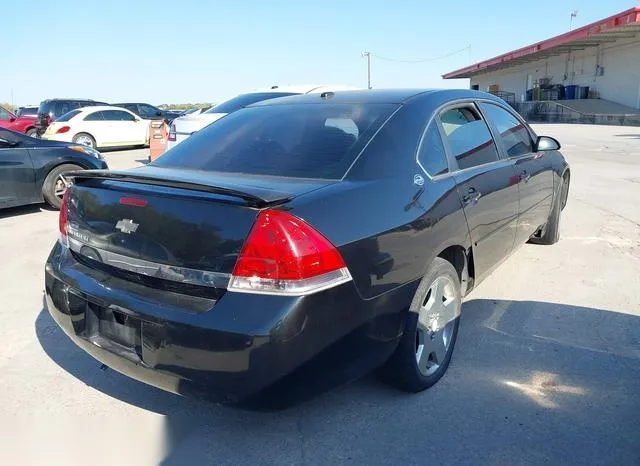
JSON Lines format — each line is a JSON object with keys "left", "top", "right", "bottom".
{"left": 0, "top": 132, "right": 36, "bottom": 207}
{"left": 438, "top": 104, "right": 519, "bottom": 280}
{"left": 479, "top": 102, "right": 554, "bottom": 246}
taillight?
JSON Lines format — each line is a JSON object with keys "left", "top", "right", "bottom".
{"left": 56, "top": 126, "right": 71, "bottom": 134}
{"left": 59, "top": 189, "right": 71, "bottom": 247}
{"left": 168, "top": 124, "right": 176, "bottom": 141}
{"left": 228, "top": 210, "right": 351, "bottom": 295}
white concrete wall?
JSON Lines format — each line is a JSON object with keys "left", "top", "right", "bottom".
{"left": 469, "top": 36, "right": 640, "bottom": 109}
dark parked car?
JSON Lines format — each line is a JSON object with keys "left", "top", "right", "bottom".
{"left": 45, "top": 89, "right": 570, "bottom": 403}
{"left": 35, "top": 99, "right": 108, "bottom": 137}
{"left": 0, "top": 128, "right": 108, "bottom": 210}
{"left": 113, "top": 103, "right": 181, "bottom": 123}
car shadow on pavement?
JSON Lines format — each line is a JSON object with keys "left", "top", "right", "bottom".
{"left": 0, "top": 204, "right": 47, "bottom": 220}
{"left": 35, "top": 298, "right": 640, "bottom": 465}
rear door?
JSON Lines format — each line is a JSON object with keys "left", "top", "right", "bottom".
{"left": 439, "top": 103, "right": 520, "bottom": 280}
{"left": 479, "top": 102, "right": 554, "bottom": 246}
{"left": 0, "top": 131, "right": 36, "bottom": 207}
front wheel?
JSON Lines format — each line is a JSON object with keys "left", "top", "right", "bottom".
{"left": 529, "top": 176, "right": 565, "bottom": 245}
{"left": 42, "top": 164, "right": 82, "bottom": 209}
{"left": 379, "top": 257, "right": 462, "bottom": 392}
{"left": 26, "top": 128, "right": 37, "bottom": 138}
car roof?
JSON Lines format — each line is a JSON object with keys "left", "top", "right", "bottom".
{"left": 248, "top": 88, "right": 501, "bottom": 106}
{"left": 43, "top": 98, "right": 103, "bottom": 102}
{"left": 249, "top": 88, "right": 435, "bottom": 106}
{"left": 75, "top": 105, "right": 136, "bottom": 113}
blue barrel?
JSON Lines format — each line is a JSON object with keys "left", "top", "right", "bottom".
{"left": 565, "top": 85, "right": 578, "bottom": 99}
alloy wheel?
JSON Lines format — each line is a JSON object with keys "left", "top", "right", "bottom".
{"left": 415, "top": 275, "right": 460, "bottom": 376}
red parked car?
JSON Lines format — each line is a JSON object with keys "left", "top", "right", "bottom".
{"left": 0, "top": 104, "right": 38, "bottom": 137}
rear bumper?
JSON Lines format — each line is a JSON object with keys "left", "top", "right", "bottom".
{"left": 45, "top": 242, "right": 409, "bottom": 401}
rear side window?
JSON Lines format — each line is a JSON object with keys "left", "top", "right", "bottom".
{"left": 206, "top": 92, "right": 298, "bottom": 114}
{"left": 417, "top": 123, "right": 449, "bottom": 177}
{"left": 56, "top": 109, "right": 82, "bottom": 122}
{"left": 439, "top": 106, "right": 500, "bottom": 170}
{"left": 0, "top": 107, "right": 11, "bottom": 121}
{"left": 480, "top": 103, "right": 533, "bottom": 157}
{"left": 155, "top": 103, "right": 398, "bottom": 179}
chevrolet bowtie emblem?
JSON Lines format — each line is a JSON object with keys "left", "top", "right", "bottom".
{"left": 115, "top": 219, "right": 139, "bottom": 234}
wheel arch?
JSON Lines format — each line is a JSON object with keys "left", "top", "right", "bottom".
{"left": 37, "top": 161, "right": 89, "bottom": 198}
{"left": 437, "top": 244, "right": 475, "bottom": 296}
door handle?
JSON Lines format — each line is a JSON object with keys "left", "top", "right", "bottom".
{"left": 462, "top": 187, "right": 482, "bottom": 206}
{"left": 519, "top": 170, "right": 531, "bottom": 183}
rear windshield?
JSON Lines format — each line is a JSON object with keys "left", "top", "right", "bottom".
{"left": 154, "top": 103, "right": 398, "bottom": 179}
{"left": 205, "top": 92, "right": 298, "bottom": 114}
{"left": 55, "top": 109, "right": 82, "bottom": 122}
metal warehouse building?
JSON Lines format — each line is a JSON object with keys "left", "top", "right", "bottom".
{"left": 444, "top": 7, "right": 640, "bottom": 125}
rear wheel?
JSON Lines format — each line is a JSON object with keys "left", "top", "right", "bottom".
{"left": 26, "top": 128, "right": 37, "bottom": 138}
{"left": 72, "top": 133, "right": 96, "bottom": 149}
{"left": 42, "top": 164, "right": 82, "bottom": 209}
{"left": 379, "top": 257, "right": 462, "bottom": 392}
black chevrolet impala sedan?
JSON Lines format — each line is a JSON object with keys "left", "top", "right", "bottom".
{"left": 45, "top": 89, "right": 570, "bottom": 402}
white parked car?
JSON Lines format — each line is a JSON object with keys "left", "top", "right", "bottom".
{"left": 167, "top": 85, "right": 360, "bottom": 150}
{"left": 41, "top": 105, "right": 149, "bottom": 149}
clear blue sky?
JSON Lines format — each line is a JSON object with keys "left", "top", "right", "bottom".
{"left": 3, "top": 0, "right": 635, "bottom": 106}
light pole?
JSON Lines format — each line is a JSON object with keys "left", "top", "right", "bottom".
{"left": 361, "top": 52, "right": 372, "bottom": 89}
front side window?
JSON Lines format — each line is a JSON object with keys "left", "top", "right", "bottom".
{"left": 417, "top": 123, "right": 449, "bottom": 177}
{"left": 155, "top": 103, "right": 398, "bottom": 179}
{"left": 102, "top": 110, "right": 135, "bottom": 121}
{"left": 480, "top": 103, "right": 533, "bottom": 157}
{"left": 439, "top": 106, "right": 500, "bottom": 170}
{"left": 84, "top": 111, "right": 105, "bottom": 121}
{"left": 139, "top": 104, "right": 160, "bottom": 118}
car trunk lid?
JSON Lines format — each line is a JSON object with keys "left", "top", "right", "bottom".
{"left": 64, "top": 167, "right": 335, "bottom": 290}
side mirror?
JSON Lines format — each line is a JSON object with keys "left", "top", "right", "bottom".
{"left": 9, "top": 117, "right": 16, "bottom": 123}
{"left": 156, "top": 111, "right": 163, "bottom": 117}
{"left": 535, "top": 136, "right": 561, "bottom": 151}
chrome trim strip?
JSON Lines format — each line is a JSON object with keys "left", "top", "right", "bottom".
{"left": 227, "top": 267, "right": 353, "bottom": 296}
{"left": 66, "top": 231, "right": 230, "bottom": 289}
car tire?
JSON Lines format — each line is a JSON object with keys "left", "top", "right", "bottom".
{"left": 378, "top": 257, "right": 462, "bottom": 393}
{"left": 529, "top": 176, "right": 565, "bottom": 245}
{"left": 26, "top": 128, "right": 37, "bottom": 138}
{"left": 72, "top": 133, "right": 96, "bottom": 149}
{"left": 42, "top": 164, "right": 82, "bottom": 209}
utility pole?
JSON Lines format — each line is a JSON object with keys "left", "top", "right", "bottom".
{"left": 570, "top": 10, "right": 578, "bottom": 31}
{"left": 361, "top": 52, "right": 372, "bottom": 89}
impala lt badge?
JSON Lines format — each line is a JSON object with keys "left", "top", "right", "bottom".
{"left": 115, "top": 219, "right": 139, "bottom": 234}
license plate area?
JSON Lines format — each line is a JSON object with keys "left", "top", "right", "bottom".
{"left": 98, "top": 307, "right": 141, "bottom": 348}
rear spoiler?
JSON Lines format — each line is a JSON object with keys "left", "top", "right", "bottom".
{"left": 66, "top": 170, "right": 292, "bottom": 207}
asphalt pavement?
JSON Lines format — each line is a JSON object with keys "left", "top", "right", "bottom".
{"left": 0, "top": 127, "right": 638, "bottom": 465}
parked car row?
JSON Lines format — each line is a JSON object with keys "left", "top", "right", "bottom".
{"left": 34, "top": 99, "right": 178, "bottom": 137}
{"left": 43, "top": 88, "right": 570, "bottom": 406}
